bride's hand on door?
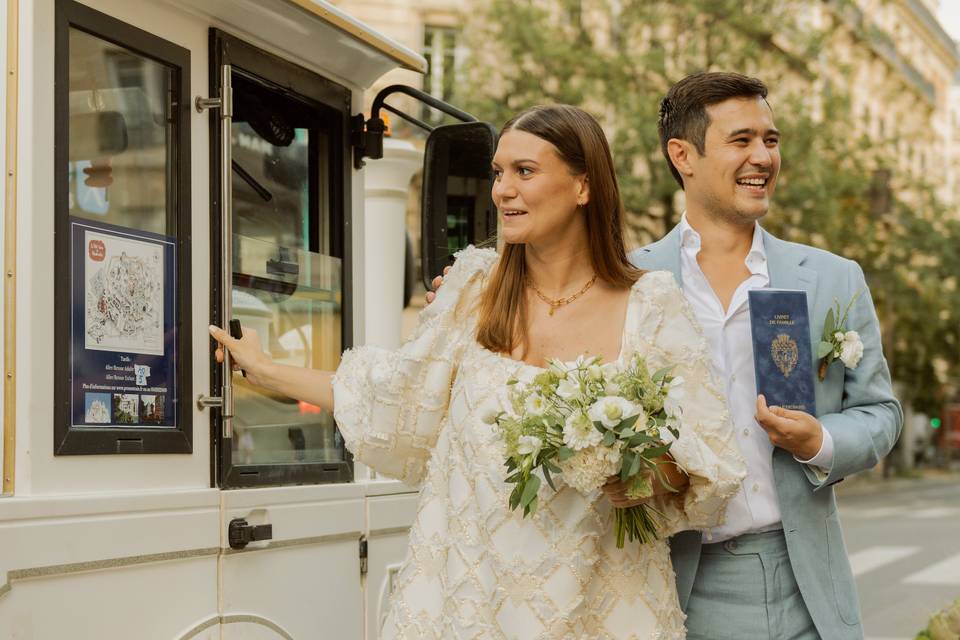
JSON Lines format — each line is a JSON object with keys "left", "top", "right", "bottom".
{"left": 209, "top": 324, "right": 275, "bottom": 388}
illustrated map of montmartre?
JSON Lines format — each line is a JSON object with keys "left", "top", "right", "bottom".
{"left": 85, "top": 230, "right": 164, "bottom": 356}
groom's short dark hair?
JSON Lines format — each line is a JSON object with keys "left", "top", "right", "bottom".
{"left": 658, "top": 72, "right": 769, "bottom": 187}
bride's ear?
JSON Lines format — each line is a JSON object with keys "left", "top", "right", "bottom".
{"left": 576, "top": 176, "right": 590, "bottom": 207}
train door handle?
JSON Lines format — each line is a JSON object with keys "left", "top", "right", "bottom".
{"left": 228, "top": 518, "right": 273, "bottom": 549}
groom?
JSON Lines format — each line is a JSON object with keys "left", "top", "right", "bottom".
{"left": 611, "top": 72, "right": 902, "bottom": 639}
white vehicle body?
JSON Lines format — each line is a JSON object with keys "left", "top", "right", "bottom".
{"left": 0, "top": 1, "right": 427, "bottom": 637}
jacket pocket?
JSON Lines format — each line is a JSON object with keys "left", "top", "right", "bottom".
{"left": 825, "top": 511, "right": 861, "bottom": 626}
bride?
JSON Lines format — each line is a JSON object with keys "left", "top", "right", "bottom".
{"left": 210, "top": 104, "right": 744, "bottom": 639}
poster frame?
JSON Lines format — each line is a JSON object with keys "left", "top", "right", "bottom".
{"left": 53, "top": 0, "right": 192, "bottom": 455}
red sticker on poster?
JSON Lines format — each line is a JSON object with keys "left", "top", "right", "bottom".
{"left": 88, "top": 239, "right": 105, "bottom": 262}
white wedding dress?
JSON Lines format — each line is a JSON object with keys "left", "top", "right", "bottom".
{"left": 333, "top": 247, "right": 745, "bottom": 640}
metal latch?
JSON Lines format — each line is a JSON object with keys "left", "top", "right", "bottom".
{"left": 228, "top": 518, "right": 273, "bottom": 550}
{"left": 359, "top": 536, "right": 368, "bottom": 575}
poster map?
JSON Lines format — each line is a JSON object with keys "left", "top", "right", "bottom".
{"left": 84, "top": 229, "right": 164, "bottom": 356}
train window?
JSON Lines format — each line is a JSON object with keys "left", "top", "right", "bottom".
{"left": 53, "top": 0, "right": 192, "bottom": 455}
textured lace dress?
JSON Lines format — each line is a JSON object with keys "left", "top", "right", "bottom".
{"left": 333, "top": 247, "right": 745, "bottom": 640}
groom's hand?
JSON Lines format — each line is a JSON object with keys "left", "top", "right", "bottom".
{"left": 755, "top": 394, "right": 823, "bottom": 460}
{"left": 423, "top": 266, "right": 451, "bottom": 305}
{"left": 601, "top": 457, "right": 689, "bottom": 508}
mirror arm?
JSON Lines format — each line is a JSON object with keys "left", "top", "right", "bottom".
{"left": 352, "top": 84, "right": 480, "bottom": 169}
{"left": 370, "top": 84, "right": 478, "bottom": 126}
{"left": 381, "top": 103, "right": 434, "bottom": 134}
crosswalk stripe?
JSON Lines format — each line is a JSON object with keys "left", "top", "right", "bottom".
{"left": 903, "top": 552, "right": 960, "bottom": 585}
{"left": 849, "top": 546, "right": 921, "bottom": 576}
{"left": 840, "top": 506, "right": 901, "bottom": 518}
{"left": 840, "top": 506, "right": 959, "bottom": 519}
{"left": 913, "top": 507, "right": 959, "bottom": 519}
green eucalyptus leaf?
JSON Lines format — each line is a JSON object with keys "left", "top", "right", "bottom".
{"left": 628, "top": 433, "right": 655, "bottom": 448}
{"left": 823, "top": 308, "right": 836, "bottom": 338}
{"left": 651, "top": 365, "right": 674, "bottom": 382}
{"left": 619, "top": 414, "right": 640, "bottom": 431}
{"left": 602, "top": 430, "right": 617, "bottom": 447}
{"left": 520, "top": 474, "right": 541, "bottom": 508}
{"left": 643, "top": 444, "right": 672, "bottom": 460}
{"left": 628, "top": 451, "right": 642, "bottom": 477}
{"left": 543, "top": 459, "right": 562, "bottom": 474}
{"left": 621, "top": 450, "right": 636, "bottom": 482}
{"left": 816, "top": 341, "right": 834, "bottom": 358}
{"left": 558, "top": 446, "right": 576, "bottom": 462}
{"left": 509, "top": 483, "right": 523, "bottom": 511}
{"left": 542, "top": 466, "right": 557, "bottom": 492}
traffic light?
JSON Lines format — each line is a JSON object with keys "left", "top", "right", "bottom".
{"left": 931, "top": 417, "right": 942, "bottom": 429}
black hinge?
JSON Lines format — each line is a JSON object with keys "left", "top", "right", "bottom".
{"left": 350, "top": 114, "right": 384, "bottom": 170}
{"left": 359, "top": 535, "right": 368, "bottom": 575}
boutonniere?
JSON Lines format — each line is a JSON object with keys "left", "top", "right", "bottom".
{"left": 816, "top": 291, "right": 865, "bottom": 381}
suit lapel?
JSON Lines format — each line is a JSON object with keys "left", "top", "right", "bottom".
{"left": 633, "top": 224, "right": 683, "bottom": 285}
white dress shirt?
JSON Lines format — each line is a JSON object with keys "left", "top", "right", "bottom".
{"left": 677, "top": 215, "right": 833, "bottom": 542}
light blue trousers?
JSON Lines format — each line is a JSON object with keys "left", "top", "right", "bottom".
{"left": 685, "top": 530, "right": 820, "bottom": 640}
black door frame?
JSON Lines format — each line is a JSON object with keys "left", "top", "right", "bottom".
{"left": 208, "top": 30, "right": 354, "bottom": 488}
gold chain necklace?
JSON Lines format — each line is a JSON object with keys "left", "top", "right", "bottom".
{"left": 527, "top": 274, "right": 598, "bottom": 316}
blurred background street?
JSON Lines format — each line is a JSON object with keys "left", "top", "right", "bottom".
{"left": 840, "top": 471, "right": 960, "bottom": 639}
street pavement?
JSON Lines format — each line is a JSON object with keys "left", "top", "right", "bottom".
{"left": 837, "top": 473, "right": 960, "bottom": 640}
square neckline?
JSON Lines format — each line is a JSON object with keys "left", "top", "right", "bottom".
{"left": 476, "top": 275, "right": 647, "bottom": 372}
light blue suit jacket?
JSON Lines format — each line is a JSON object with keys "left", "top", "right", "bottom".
{"left": 628, "top": 224, "right": 903, "bottom": 639}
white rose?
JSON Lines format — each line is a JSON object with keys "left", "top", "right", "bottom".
{"left": 838, "top": 331, "right": 864, "bottom": 369}
{"left": 563, "top": 411, "right": 603, "bottom": 450}
{"left": 517, "top": 435, "right": 543, "bottom": 457}
{"left": 588, "top": 396, "right": 639, "bottom": 429}
{"left": 525, "top": 394, "right": 548, "bottom": 416}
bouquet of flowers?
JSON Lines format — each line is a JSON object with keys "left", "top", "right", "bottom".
{"left": 494, "top": 354, "right": 685, "bottom": 548}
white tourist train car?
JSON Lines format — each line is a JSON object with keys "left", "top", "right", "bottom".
{"left": 0, "top": 0, "right": 494, "bottom": 637}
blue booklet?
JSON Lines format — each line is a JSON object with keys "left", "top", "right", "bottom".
{"left": 748, "top": 289, "right": 816, "bottom": 414}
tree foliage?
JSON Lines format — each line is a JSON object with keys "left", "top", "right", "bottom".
{"left": 459, "top": 0, "right": 960, "bottom": 414}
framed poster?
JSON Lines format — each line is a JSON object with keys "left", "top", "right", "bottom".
{"left": 71, "top": 219, "right": 178, "bottom": 430}
{"left": 54, "top": 0, "right": 191, "bottom": 454}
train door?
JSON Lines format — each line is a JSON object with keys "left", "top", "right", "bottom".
{"left": 201, "top": 30, "right": 363, "bottom": 639}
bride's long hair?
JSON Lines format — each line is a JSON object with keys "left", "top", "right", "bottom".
{"left": 475, "top": 104, "right": 642, "bottom": 356}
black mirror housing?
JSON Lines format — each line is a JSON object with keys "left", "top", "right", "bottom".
{"left": 421, "top": 121, "right": 498, "bottom": 289}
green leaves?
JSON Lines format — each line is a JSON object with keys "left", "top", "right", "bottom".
{"left": 520, "top": 474, "right": 541, "bottom": 510}
{"left": 823, "top": 307, "right": 836, "bottom": 340}
{"left": 651, "top": 365, "right": 674, "bottom": 382}
{"left": 816, "top": 341, "right": 834, "bottom": 359}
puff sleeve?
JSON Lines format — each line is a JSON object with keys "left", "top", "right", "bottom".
{"left": 332, "top": 246, "right": 498, "bottom": 486}
{"left": 628, "top": 271, "right": 746, "bottom": 535}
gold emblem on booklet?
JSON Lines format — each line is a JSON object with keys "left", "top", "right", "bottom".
{"left": 771, "top": 334, "right": 799, "bottom": 378}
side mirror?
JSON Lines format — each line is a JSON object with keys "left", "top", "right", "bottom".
{"left": 421, "top": 121, "right": 498, "bottom": 288}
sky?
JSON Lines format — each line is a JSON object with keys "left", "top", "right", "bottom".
{"left": 938, "top": 3, "right": 960, "bottom": 42}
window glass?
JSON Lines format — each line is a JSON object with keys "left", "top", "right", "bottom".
{"left": 229, "top": 72, "right": 345, "bottom": 468}
{"left": 68, "top": 28, "right": 173, "bottom": 234}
